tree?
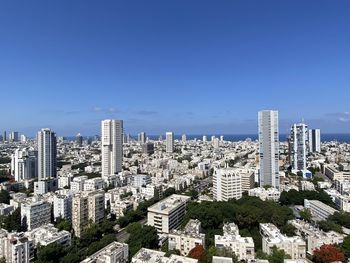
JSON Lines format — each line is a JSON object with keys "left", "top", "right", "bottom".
{"left": 55, "top": 218, "right": 72, "bottom": 232}
{"left": 299, "top": 208, "right": 312, "bottom": 222}
{"left": 257, "top": 246, "right": 291, "bottom": 263}
{"left": 0, "top": 190, "right": 10, "bottom": 204}
{"left": 281, "top": 224, "right": 296, "bottom": 237}
{"left": 318, "top": 220, "right": 343, "bottom": 233}
{"left": 342, "top": 235, "right": 350, "bottom": 258}
{"left": 313, "top": 244, "right": 345, "bottom": 263}
{"left": 188, "top": 245, "right": 206, "bottom": 262}
{"left": 126, "top": 225, "right": 159, "bottom": 257}
{"left": 36, "top": 243, "right": 66, "bottom": 263}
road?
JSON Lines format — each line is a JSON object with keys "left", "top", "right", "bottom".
{"left": 116, "top": 218, "right": 147, "bottom": 242}
{"left": 194, "top": 176, "right": 212, "bottom": 194}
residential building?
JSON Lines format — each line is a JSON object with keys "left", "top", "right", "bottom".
{"left": 72, "top": 191, "right": 105, "bottom": 237}
{"left": 289, "top": 123, "right": 308, "bottom": 171}
{"left": 25, "top": 224, "right": 71, "bottom": 248}
{"left": 166, "top": 132, "right": 174, "bottom": 153}
{"left": 101, "top": 119, "right": 123, "bottom": 177}
{"left": 168, "top": 219, "right": 205, "bottom": 256}
{"left": 11, "top": 148, "right": 38, "bottom": 182}
{"left": 0, "top": 230, "right": 34, "bottom": 263}
{"left": 37, "top": 128, "right": 57, "bottom": 180}
{"left": 215, "top": 223, "right": 255, "bottom": 260}
{"left": 248, "top": 187, "right": 281, "bottom": 202}
{"left": 82, "top": 242, "right": 129, "bottom": 263}
{"left": 53, "top": 193, "right": 72, "bottom": 222}
{"left": 289, "top": 219, "right": 344, "bottom": 255}
{"left": 147, "top": 194, "right": 191, "bottom": 234}
{"left": 138, "top": 132, "right": 146, "bottom": 144}
{"left": 309, "top": 129, "right": 321, "bottom": 153}
{"left": 21, "top": 200, "right": 51, "bottom": 231}
{"left": 131, "top": 248, "right": 198, "bottom": 263}
{"left": 260, "top": 223, "right": 306, "bottom": 259}
{"left": 258, "top": 110, "right": 279, "bottom": 189}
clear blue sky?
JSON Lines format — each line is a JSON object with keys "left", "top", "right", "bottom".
{"left": 1, "top": 0, "right": 350, "bottom": 136}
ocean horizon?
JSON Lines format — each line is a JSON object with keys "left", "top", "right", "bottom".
{"left": 64, "top": 133, "right": 350, "bottom": 143}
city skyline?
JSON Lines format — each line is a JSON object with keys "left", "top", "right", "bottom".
{"left": 1, "top": 1, "right": 350, "bottom": 135}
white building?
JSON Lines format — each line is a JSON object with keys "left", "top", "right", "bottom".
{"left": 168, "top": 219, "right": 205, "bottom": 256}
{"left": 53, "top": 193, "right": 72, "bottom": 221}
{"left": 11, "top": 148, "right": 38, "bottom": 182}
{"left": 166, "top": 132, "right": 174, "bottom": 153}
{"left": 132, "top": 248, "right": 198, "bottom": 263}
{"left": 290, "top": 219, "right": 344, "bottom": 255}
{"left": 213, "top": 168, "right": 242, "bottom": 201}
{"left": 25, "top": 224, "right": 71, "bottom": 248}
{"left": 248, "top": 187, "right": 280, "bottom": 202}
{"left": 0, "top": 230, "right": 34, "bottom": 263}
{"left": 21, "top": 200, "right": 51, "bottom": 231}
{"left": 83, "top": 177, "right": 105, "bottom": 191}
{"left": 215, "top": 223, "right": 255, "bottom": 260}
{"left": 70, "top": 175, "right": 88, "bottom": 193}
{"left": 37, "top": 128, "right": 57, "bottom": 180}
{"left": 101, "top": 119, "right": 123, "bottom": 177}
{"left": 131, "top": 174, "right": 152, "bottom": 188}
{"left": 147, "top": 194, "right": 191, "bottom": 234}
{"left": 289, "top": 123, "right": 308, "bottom": 171}
{"left": 309, "top": 129, "right": 321, "bottom": 153}
{"left": 258, "top": 110, "right": 279, "bottom": 189}
{"left": 82, "top": 241, "right": 129, "bottom": 263}
{"left": 304, "top": 199, "right": 337, "bottom": 221}
{"left": 260, "top": 223, "right": 306, "bottom": 259}
{"left": 138, "top": 132, "right": 146, "bottom": 144}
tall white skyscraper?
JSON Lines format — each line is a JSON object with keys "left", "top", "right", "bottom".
{"left": 166, "top": 132, "right": 174, "bottom": 153}
{"left": 309, "top": 129, "right": 321, "bottom": 153}
{"left": 37, "top": 128, "right": 57, "bottom": 181}
{"left": 138, "top": 132, "right": 146, "bottom": 144}
{"left": 258, "top": 110, "right": 279, "bottom": 189}
{"left": 289, "top": 123, "right": 308, "bottom": 171}
{"left": 101, "top": 120, "right": 123, "bottom": 177}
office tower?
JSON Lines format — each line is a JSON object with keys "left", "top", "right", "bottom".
{"left": 182, "top": 134, "right": 187, "bottom": 143}
{"left": 166, "top": 132, "right": 174, "bottom": 153}
{"left": 202, "top": 135, "right": 207, "bottom": 142}
{"left": 101, "top": 120, "right": 123, "bottom": 177}
{"left": 37, "top": 128, "right": 57, "bottom": 181}
{"left": 289, "top": 123, "right": 308, "bottom": 171}
{"left": 213, "top": 168, "right": 242, "bottom": 201}
{"left": 309, "top": 129, "right": 321, "bottom": 153}
{"left": 3, "top": 131, "right": 6, "bottom": 142}
{"left": 9, "top": 131, "right": 19, "bottom": 142}
{"left": 142, "top": 142, "right": 154, "bottom": 155}
{"left": 138, "top": 132, "right": 146, "bottom": 144}
{"left": 11, "top": 148, "right": 38, "bottom": 182}
{"left": 211, "top": 135, "right": 215, "bottom": 142}
{"left": 220, "top": 135, "right": 224, "bottom": 142}
{"left": 213, "top": 138, "right": 220, "bottom": 149}
{"left": 20, "top": 134, "right": 27, "bottom": 142}
{"left": 258, "top": 110, "right": 279, "bottom": 189}
{"left": 76, "top": 133, "right": 83, "bottom": 146}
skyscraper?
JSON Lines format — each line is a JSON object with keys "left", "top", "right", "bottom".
{"left": 76, "top": 133, "right": 83, "bottom": 146}
{"left": 11, "top": 148, "right": 38, "bottom": 182}
{"left": 138, "top": 132, "right": 146, "bottom": 144}
{"left": 309, "top": 129, "right": 321, "bottom": 153}
{"left": 37, "top": 128, "right": 57, "bottom": 181}
{"left": 289, "top": 123, "right": 308, "bottom": 171}
{"left": 3, "top": 131, "right": 6, "bottom": 142}
{"left": 258, "top": 110, "right": 279, "bottom": 189}
{"left": 101, "top": 119, "right": 123, "bottom": 177}
{"left": 166, "top": 132, "right": 174, "bottom": 153}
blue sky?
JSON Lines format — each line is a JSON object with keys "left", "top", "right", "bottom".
{"left": 1, "top": 0, "right": 350, "bottom": 136}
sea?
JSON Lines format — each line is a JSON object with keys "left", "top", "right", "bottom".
{"left": 66, "top": 133, "right": 350, "bottom": 143}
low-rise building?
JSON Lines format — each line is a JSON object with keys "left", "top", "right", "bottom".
{"left": 248, "top": 187, "right": 280, "bottom": 202}
{"left": 131, "top": 248, "right": 198, "bottom": 263}
{"left": 25, "top": 224, "right": 71, "bottom": 248}
{"left": 81, "top": 241, "right": 129, "bottom": 263}
{"left": 304, "top": 199, "right": 337, "bottom": 221}
{"left": 289, "top": 219, "right": 344, "bottom": 255}
{"left": 168, "top": 219, "right": 205, "bottom": 256}
{"left": 215, "top": 223, "right": 255, "bottom": 260}
{"left": 260, "top": 223, "right": 306, "bottom": 259}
